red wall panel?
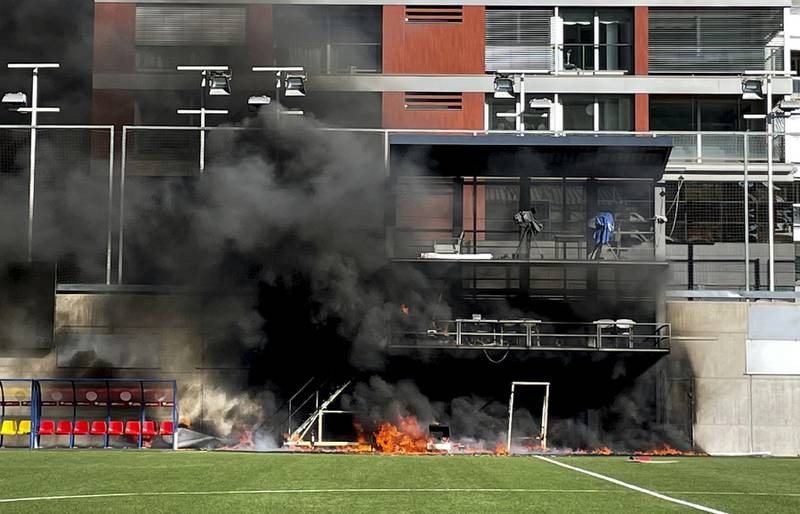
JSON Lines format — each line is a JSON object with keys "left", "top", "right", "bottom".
{"left": 634, "top": 93, "right": 649, "bottom": 132}
{"left": 634, "top": 6, "right": 648, "bottom": 75}
{"left": 382, "top": 6, "right": 485, "bottom": 74}
{"left": 92, "top": 90, "right": 135, "bottom": 126}
{"left": 93, "top": 4, "right": 136, "bottom": 73}
{"left": 382, "top": 92, "right": 484, "bottom": 130}
{"left": 634, "top": 7, "right": 649, "bottom": 131}
{"left": 247, "top": 5, "right": 274, "bottom": 66}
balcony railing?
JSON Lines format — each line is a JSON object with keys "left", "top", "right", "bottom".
{"left": 392, "top": 319, "right": 671, "bottom": 352}
{"left": 548, "top": 131, "right": 786, "bottom": 165}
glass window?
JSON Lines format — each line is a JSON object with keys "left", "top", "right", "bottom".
{"left": 650, "top": 98, "right": 695, "bottom": 131}
{"left": 274, "top": 6, "right": 382, "bottom": 74}
{"left": 488, "top": 95, "right": 554, "bottom": 131}
{"left": 698, "top": 98, "right": 739, "bottom": 131}
{"left": 598, "top": 9, "right": 632, "bottom": 72}
{"left": 598, "top": 96, "right": 632, "bottom": 131}
{"left": 530, "top": 179, "right": 587, "bottom": 236}
{"left": 562, "top": 95, "right": 595, "bottom": 130}
{"left": 562, "top": 95, "right": 632, "bottom": 131}
{"left": 561, "top": 8, "right": 632, "bottom": 72}
{"left": 489, "top": 98, "right": 517, "bottom": 131}
{"left": 650, "top": 96, "right": 766, "bottom": 132}
{"left": 485, "top": 182, "right": 519, "bottom": 240}
{"left": 563, "top": 9, "right": 594, "bottom": 71}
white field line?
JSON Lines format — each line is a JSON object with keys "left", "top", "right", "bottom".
{"left": 535, "top": 456, "right": 729, "bottom": 514}
{"left": 0, "top": 487, "right": 797, "bottom": 505}
{"left": 0, "top": 488, "right": 613, "bottom": 504}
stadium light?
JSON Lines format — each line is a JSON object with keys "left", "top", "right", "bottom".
{"left": 176, "top": 65, "right": 231, "bottom": 173}
{"left": 207, "top": 71, "right": 232, "bottom": 96}
{"left": 248, "top": 94, "right": 271, "bottom": 112}
{"left": 2, "top": 92, "right": 27, "bottom": 107}
{"left": 5, "top": 62, "right": 61, "bottom": 262}
{"left": 493, "top": 74, "right": 515, "bottom": 99}
{"left": 283, "top": 74, "right": 306, "bottom": 97}
{"left": 741, "top": 78, "right": 763, "bottom": 101}
{"left": 251, "top": 66, "right": 307, "bottom": 121}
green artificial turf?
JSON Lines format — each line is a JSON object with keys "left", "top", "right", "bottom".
{"left": 0, "top": 451, "right": 797, "bottom": 513}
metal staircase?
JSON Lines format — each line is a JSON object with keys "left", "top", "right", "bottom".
{"left": 286, "top": 380, "right": 352, "bottom": 446}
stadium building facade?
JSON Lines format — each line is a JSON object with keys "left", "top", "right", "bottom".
{"left": 1, "top": 1, "right": 800, "bottom": 454}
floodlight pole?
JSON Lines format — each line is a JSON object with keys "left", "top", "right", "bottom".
{"left": 7, "top": 63, "right": 60, "bottom": 262}
{"left": 252, "top": 66, "right": 305, "bottom": 167}
{"left": 251, "top": 66, "right": 305, "bottom": 124}
{"left": 494, "top": 70, "right": 550, "bottom": 134}
{"left": 745, "top": 70, "right": 788, "bottom": 291}
{"left": 177, "top": 66, "right": 229, "bottom": 174}
{"left": 744, "top": 130, "right": 750, "bottom": 291}
{"left": 766, "top": 75, "right": 775, "bottom": 292}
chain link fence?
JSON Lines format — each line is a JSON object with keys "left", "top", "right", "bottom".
{"left": 665, "top": 180, "right": 799, "bottom": 290}
{"left": 118, "top": 126, "right": 798, "bottom": 291}
{"left": 118, "top": 125, "right": 386, "bottom": 283}
{"left": 0, "top": 125, "right": 114, "bottom": 284}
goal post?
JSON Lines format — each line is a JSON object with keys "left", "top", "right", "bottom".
{"left": 506, "top": 381, "right": 550, "bottom": 454}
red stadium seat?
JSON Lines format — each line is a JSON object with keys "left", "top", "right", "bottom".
{"left": 90, "top": 421, "right": 107, "bottom": 435}
{"left": 73, "top": 420, "right": 90, "bottom": 435}
{"left": 124, "top": 420, "right": 141, "bottom": 436}
{"left": 107, "top": 420, "right": 124, "bottom": 436}
{"left": 159, "top": 420, "right": 175, "bottom": 436}
{"left": 55, "top": 420, "right": 73, "bottom": 435}
{"left": 142, "top": 420, "right": 157, "bottom": 437}
{"left": 38, "top": 419, "right": 55, "bottom": 435}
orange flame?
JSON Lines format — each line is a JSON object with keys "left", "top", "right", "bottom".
{"left": 494, "top": 442, "right": 508, "bottom": 455}
{"left": 634, "top": 444, "right": 699, "bottom": 456}
{"left": 590, "top": 446, "right": 613, "bottom": 455}
{"left": 374, "top": 416, "right": 431, "bottom": 454}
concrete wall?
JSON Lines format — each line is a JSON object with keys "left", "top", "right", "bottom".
{"left": 0, "top": 292, "right": 254, "bottom": 436}
{"left": 666, "top": 300, "right": 800, "bottom": 456}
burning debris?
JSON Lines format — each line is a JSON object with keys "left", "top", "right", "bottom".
{"left": 374, "top": 416, "right": 430, "bottom": 454}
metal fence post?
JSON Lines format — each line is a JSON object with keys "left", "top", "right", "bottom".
{"left": 743, "top": 132, "right": 750, "bottom": 291}
{"left": 118, "top": 127, "right": 127, "bottom": 284}
{"left": 106, "top": 126, "right": 114, "bottom": 285}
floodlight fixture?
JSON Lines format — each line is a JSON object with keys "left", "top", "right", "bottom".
{"left": 248, "top": 95, "right": 271, "bottom": 106}
{"left": 208, "top": 71, "right": 232, "bottom": 96}
{"left": 493, "top": 74, "right": 515, "bottom": 99}
{"left": 779, "top": 99, "right": 800, "bottom": 112}
{"left": 528, "top": 98, "right": 552, "bottom": 109}
{"left": 2, "top": 92, "right": 27, "bottom": 106}
{"left": 743, "top": 114, "right": 767, "bottom": 120}
{"left": 283, "top": 74, "right": 306, "bottom": 97}
{"left": 741, "top": 78, "right": 763, "bottom": 100}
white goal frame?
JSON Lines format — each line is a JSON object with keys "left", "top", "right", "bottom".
{"left": 506, "top": 381, "right": 550, "bottom": 454}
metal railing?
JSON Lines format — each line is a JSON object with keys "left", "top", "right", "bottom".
{"left": 393, "top": 319, "right": 670, "bottom": 351}
{"left": 394, "top": 226, "right": 657, "bottom": 262}
{"left": 321, "top": 128, "right": 789, "bottom": 165}
{"left": 274, "top": 43, "right": 382, "bottom": 74}
{"left": 0, "top": 124, "right": 793, "bottom": 291}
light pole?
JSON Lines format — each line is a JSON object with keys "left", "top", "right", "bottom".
{"left": 251, "top": 66, "right": 306, "bottom": 122}
{"left": 3, "top": 63, "right": 60, "bottom": 262}
{"left": 176, "top": 66, "right": 231, "bottom": 174}
{"left": 742, "top": 71, "right": 791, "bottom": 291}
{"left": 251, "top": 67, "right": 306, "bottom": 167}
{"left": 493, "top": 71, "right": 552, "bottom": 134}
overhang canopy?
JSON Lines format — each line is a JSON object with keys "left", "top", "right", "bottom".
{"left": 390, "top": 134, "right": 672, "bottom": 180}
